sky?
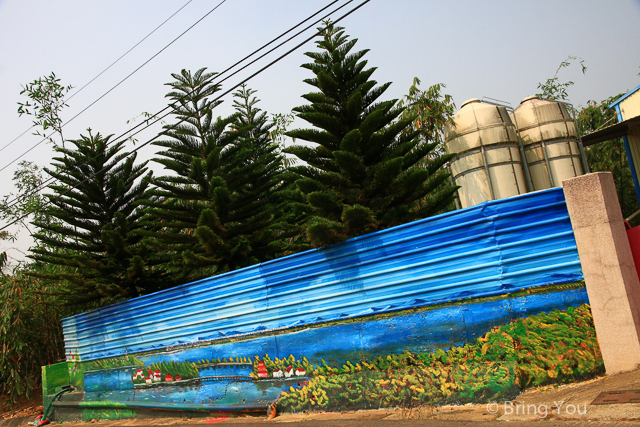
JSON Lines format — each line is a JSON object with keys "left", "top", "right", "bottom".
{"left": 0, "top": 0, "right": 639, "bottom": 267}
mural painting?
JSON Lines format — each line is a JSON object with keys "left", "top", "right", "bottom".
{"left": 43, "top": 284, "right": 603, "bottom": 420}
{"left": 42, "top": 190, "right": 603, "bottom": 421}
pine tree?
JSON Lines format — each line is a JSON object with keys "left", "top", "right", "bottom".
{"left": 285, "top": 24, "right": 458, "bottom": 247}
{"left": 29, "top": 131, "right": 158, "bottom": 305}
{"left": 140, "top": 69, "right": 286, "bottom": 283}
{"left": 228, "top": 84, "right": 289, "bottom": 261}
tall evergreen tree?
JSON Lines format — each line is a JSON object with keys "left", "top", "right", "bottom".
{"left": 29, "top": 131, "right": 158, "bottom": 305}
{"left": 285, "top": 24, "right": 458, "bottom": 247}
{"left": 227, "top": 84, "right": 288, "bottom": 261}
{"left": 140, "top": 69, "right": 285, "bottom": 283}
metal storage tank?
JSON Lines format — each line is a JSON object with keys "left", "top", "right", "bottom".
{"left": 511, "top": 96, "right": 585, "bottom": 190}
{"left": 444, "top": 99, "right": 528, "bottom": 209}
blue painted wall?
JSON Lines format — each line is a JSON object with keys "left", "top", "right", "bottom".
{"left": 137, "top": 286, "right": 589, "bottom": 369}
{"left": 63, "top": 188, "right": 582, "bottom": 361}
{"left": 69, "top": 286, "right": 589, "bottom": 407}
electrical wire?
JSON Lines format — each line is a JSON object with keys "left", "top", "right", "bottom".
{"left": 1, "top": 0, "right": 348, "bottom": 211}
{"left": 0, "top": 0, "right": 371, "bottom": 233}
{"left": 0, "top": 0, "right": 228, "bottom": 173}
{"left": 0, "top": 0, "right": 196, "bottom": 154}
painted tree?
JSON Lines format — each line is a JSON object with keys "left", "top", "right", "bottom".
{"left": 140, "top": 70, "right": 286, "bottom": 283}
{"left": 285, "top": 24, "right": 457, "bottom": 247}
{"left": 28, "top": 131, "right": 159, "bottom": 305}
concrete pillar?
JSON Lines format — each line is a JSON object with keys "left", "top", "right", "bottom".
{"left": 563, "top": 172, "right": 640, "bottom": 375}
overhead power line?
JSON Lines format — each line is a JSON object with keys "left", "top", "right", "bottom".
{"left": 1, "top": 0, "right": 349, "bottom": 212}
{"left": 0, "top": 0, "right": 196, "bottom": 154}
{"left": 0, "top": 0, "right": 229, "bottom": 173}
{"left": 0, "top": 0, "right": 372, "bottom": 233}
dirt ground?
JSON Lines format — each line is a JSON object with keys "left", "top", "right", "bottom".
{"left": 0, "top": 389, "right": 43, "bottom": 420}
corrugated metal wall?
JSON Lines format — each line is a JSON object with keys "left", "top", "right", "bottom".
{"left": 63, "top": 188, "right": 583, "bottom": 361}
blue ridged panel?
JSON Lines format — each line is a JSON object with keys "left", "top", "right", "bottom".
{"left": 63, "top": 188, "right": 583, "bottom": 360}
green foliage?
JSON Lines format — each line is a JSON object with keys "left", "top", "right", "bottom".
{"left": 285, "top": 24, "right": 457, "bottom": 247}
{"left": 81, "top": 408, "right": 137, "bottom": 422}
{"left": 536, "top": 58, "right": 637, "bottom": 220}
{"left": 251, "top": 354, "right": 314, "bottom": 378}
{"left": 17, "top": 72, "right": 73, "bottom": 148}
{"left": 579, "top": 94, "right": 639, "bottom": 221}
{"left": 277, "top": 304, "right": 603, "bottom": 412}
{"left": 134, "top": 361, "right": 198, "bottom": 383}
{"left": 398, "top": 78, "right": 459, "bottom": 214}
{"left": 0, "top": 273, "right": 68, "bottom": 402}
{"left": 536, "top": 55, "right": 586, "bottom": 102}
{"left": 398, "top": 78, "right": 455, "bottom": 153}
{"left": 269, "top": 112, "right": 297, "bottom": 167}
{"left": 88, "top": 355, "right": 144, "bottom": 371}
{"left": 139, "top": 70, "right": 287, "bottom": 283}
{"left": 0, "top": 161, "right": 60, "bottom": 270}
{"left": 28, "top": 131, "right": 161, "bottom": 305}
{"left": 279, "top": 362, "right": 517, "bottom": 412}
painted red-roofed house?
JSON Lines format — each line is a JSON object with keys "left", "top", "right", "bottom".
{"left": 175, "top": 375, "right": 181, "bottom": 381}
{"left": 165, "top": 374, "right": 173, "bottom": 382}
{"left": 272, "top": 369, "right": 283, "bottom": 378}
{"left": 284, "top": 365, "right": 293, "bottom": 378}
{"left": 145, "top": 376, "right": 152, "bottom": 384}
{"left": 294, "top": 368, "right": 306, "bottom": 376}
{"left": 257, "top": 360, "right": 268, "bottom": 378}
{"left": 153, "top": 370, "right": 161, "bottom": 382}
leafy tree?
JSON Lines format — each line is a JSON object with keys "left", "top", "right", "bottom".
{"left": 17, "top": 72, "right": 73, "bottom": 148}
{"left": 536, "top": 57, "right": 638, "bottom": 220}
{"left": 285, "top": 24, "right": 457, "bottom": 247}
{"left": 398, "top": 78, "right": 455, "bottom": 158}
{"left": 578, "top": 94, "right": 639, "bottom": 221}
{"left": 28, "top": 131, "right": 159, "bottom": 305}
{"left": 398, "top": 78, "right": 458, "bottom": 214}
{"left": 536, "top": 55, "right": 586, "bottom": 103}
{"left": 140, "top": 70, "right": 285, "bottom": 283}
{"left": 0, "top": 272, "right": 68, "bottom": 403}
{"left": 0, "top": 161, "right": 58, "bottom": 252}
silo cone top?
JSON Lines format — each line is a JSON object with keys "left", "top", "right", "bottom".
{"left": 460, "top": 98, "right": 481, "bottom": 108}
{"left": 520, "top": 95, "right": 540, "bottom": 104}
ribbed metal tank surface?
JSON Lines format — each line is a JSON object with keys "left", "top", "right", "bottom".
{"left": 511, "top": 96, "right": 584, "bottom": 190}
{"left": 62, "top": 188, "right": 583, "bottom": 361}
{"left": 444, "top": 99, "right": 527, "bottom": 208}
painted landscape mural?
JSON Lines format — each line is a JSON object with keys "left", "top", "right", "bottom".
{"left": 43, "top": 284, "right": 604, "bottom": 421}
{"left": 41, "top": 190, "right": 605, "bottom": 421}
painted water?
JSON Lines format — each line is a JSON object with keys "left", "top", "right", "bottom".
{"left": 85, "top": 376, "right": 306, "bottom": 406}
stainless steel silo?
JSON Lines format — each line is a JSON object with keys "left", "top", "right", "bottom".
{"left": 444, "top": 99, "right": 528, "bottom": 208}
{"left": 511, "top": 96, "right": 585, "bottom": 190}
